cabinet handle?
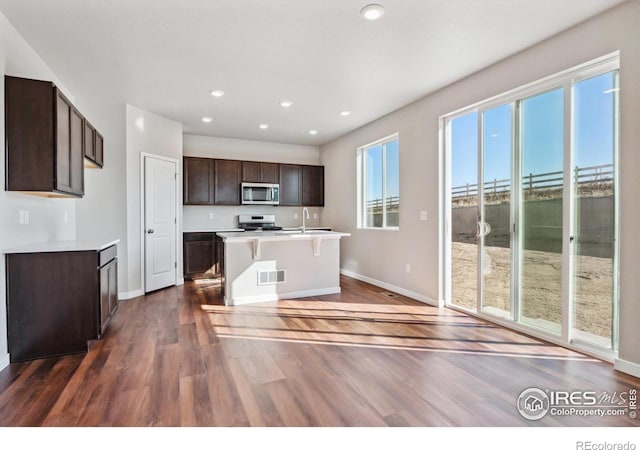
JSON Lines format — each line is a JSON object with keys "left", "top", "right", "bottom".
{"left": 147, "top": 229, "right": 155, "bottom": 234}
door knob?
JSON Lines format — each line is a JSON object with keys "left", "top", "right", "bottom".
{"left": 147, "top": 229, "right": 155, "bottom": 234}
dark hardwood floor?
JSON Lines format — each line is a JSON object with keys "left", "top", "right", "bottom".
{"left": 0, "top": 275, "right": 638, "bottom": 426}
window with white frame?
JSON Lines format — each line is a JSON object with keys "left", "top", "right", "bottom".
{"left": 357, "top": 134, "right": 399, "bottom": 229}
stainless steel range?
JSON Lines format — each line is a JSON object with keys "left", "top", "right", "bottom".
{"left": 237, "top": 214, "right": 283, "bottom": 231}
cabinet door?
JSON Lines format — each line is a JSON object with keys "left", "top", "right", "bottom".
{"left": 4, "top": 76, "right": 56, "bottom": 192}
{"left": 55, "top": 92, "right": 72, "bottom": 194}
{"left": 184, "top": 157, "right": 214, "bottom": 205}
{"left": 302, "top": 165, "right": 324, "bottom": 206}
{"left": 70, "top": 107, "right": 85, "bottom": 195}
{"left": 260, "top": 162, "right": 279, "bottom": 183}
{"left": 242, "top": 161, "right": 261, "bottom": 182}
{"left": 95, "top": 131, "right": 104, "bottom": 167}
{"left": 100, "top": 263, "right": 110, "bottom": 333}
{"left": 214, "top": 159, "right": 241, "bottom": 205}
{"left": 108, "top": 259, "right": 118, "bottom": 317}
{"left": 84, "top": 120, "right": 96, "bottom": 162}
{"left": 279, "top": 164, "right": 302, "bottom": 205}
{"left": 184, "top": 239, "right": 215, "bottom": 278}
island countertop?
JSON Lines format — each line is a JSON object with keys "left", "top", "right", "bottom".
{"left": 217, "top": 230, "right": 350, "bottom": 242}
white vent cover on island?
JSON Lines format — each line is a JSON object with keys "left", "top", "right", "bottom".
{"left": 257, "top": 269, "right": 286, "bottom": 286}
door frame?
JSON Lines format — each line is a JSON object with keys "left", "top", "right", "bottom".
{"left": 441, "top": 52, "right": 620, "bottom": 362}
{"left": 140, "top": 152, "right": 182, "bottom": 293}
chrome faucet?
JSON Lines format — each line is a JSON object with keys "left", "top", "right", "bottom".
{"left": 301, "top": 207, "right": 310, "bottom": 233}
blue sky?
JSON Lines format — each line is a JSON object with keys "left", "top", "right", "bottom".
{"left": 366, "top": 139, "right": 399, "bottom": 201}
{"left": 451, "top": 71, "right": 615, "bottom": 188}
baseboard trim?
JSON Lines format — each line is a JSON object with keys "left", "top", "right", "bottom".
{"left": 118, "top": 289, "right": 144, "bottom": 301}
{"left": 177, "top": 277, "right": 185, "bottom": 286}
{"left": 228, "top": 287, "right": 342, "bottom": 306}
{"left": 340, "top": 269, "right": 440, "bottom": 307}
{"left": 614, "top": 357, "right": 640, "bottom": 379}
{"left": 0, "top": 353, "right": 9, "bottom": 372}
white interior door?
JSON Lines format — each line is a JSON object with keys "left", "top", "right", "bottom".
{"left": 144, "top": 156, "right": 177, "bottom": 292}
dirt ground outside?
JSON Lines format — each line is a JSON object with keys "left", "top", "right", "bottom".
{"left": 451, "top": 242, "right": 613, "bottom": 340}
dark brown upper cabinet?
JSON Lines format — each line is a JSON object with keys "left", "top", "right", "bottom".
{"left": 302, "top": 165, "right": 324, "bottom": 206}
{"left": 214, "top": 159, "right": 241, "bottom": 205}
{"left": 4, "top": 75, "right": 101, "bottom": 197}
{"left": 279, "top": 164, "right": 303, "bottom": 206}
{"left": 95, "top": 132, "right": 104, "bottom": 167}
{"left": 84, "top": 120, "right": 104, "bottom": 168}
{"left": 242, "top": 161, "right": 279, "bottom": 183}
{"left": 183, "top": 157, "right": 214, "bottom": 205}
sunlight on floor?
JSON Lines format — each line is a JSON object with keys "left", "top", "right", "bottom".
{"left": 199, "top": 298, "right": 596, "bottom": 362}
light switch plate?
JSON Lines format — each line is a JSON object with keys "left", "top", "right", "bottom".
{"left": 209, "top": 212, "right": 215, "bottom": 220}
{"left": 420, "top": 210, "right": 428, "bottom": 221}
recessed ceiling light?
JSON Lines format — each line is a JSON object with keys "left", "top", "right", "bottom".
{"left": 279, "top": 100, "right": 293, "bottom": 108}
{"left": 340, "top": 111, "right": 351, "bottom": 116}
{"left": 259, "top": 123, "right": 269, "bottom": 129}
{"left": 309, "top": 130, "right": 318, "bottom": 135}
{"left": 202, "top": 116, "right": 213, "bottom": 123}
{"left": 210, "top": 89, "right": 225, "bottom": 97}
{"left": 361, "top": 4, "right": 385, "bottom": 21}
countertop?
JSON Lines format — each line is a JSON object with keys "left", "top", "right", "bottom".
{"left": 183, "top": 228, "right": 244, "bottom": 233}
{"left": 217, "top": 230, "right": 349, "bottom": 242}
{"left": 4, "top": 238, "right": 120, "bottom": 254}
{"left": 183, "top": 227, "right": 332, "bottom": 233}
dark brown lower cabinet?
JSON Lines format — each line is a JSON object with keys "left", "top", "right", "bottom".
{"left": 99, "top": 246, "right": 118, "bottom": 337}
{"left": 183, "top": 233, "right": 216, "bottom": 279}
{"left": 6, "top": 245, "right": 118, "bottom": 363}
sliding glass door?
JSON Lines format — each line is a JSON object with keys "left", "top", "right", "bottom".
{"left": 518, "top": 87, "right": 564, "bottom": 334}
{"left": 480, "top": 104, "right": 512, "bottom": 319}
{"left": 571, "top": 70, "right": 618, "bottom": 349}
{"left": 445, "top": 55, "right": 619, "bottom": 353}
{"left": 450, "top": 112, "right": 479, "bottom": 312}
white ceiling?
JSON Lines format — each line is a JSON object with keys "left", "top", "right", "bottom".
{"left": 0, "top": 0, "right": 626, "bottom": 146}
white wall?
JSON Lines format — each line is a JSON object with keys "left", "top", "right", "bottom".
{"left": 74, "top": 103, "right": 128, "bottom": 296}
{"left": 183, "top": 134, "right": 324, "bottom": 230}
{"left": 321, "top": 1, "right": 640, "bottom": 372}
{"left": 126, "top": 105, "right": 183, "bottom": 296}
{"left": 0, "top": 11, "right": 81, "bottom": 371}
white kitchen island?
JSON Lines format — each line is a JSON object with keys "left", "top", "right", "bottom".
{"left": 216, "top": 230, "right": 350, "bottom": 306}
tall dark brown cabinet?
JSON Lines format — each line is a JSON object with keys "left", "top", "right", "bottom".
{"left": 302, "top": 165, "right": 324, "bottom": 206}
{"left": 278, "top": 164, "right": 303, "bottom": 206}
{"left": 214, "top": 159, "right": 241, "bottom": 205}
{"left": 183, "top": 157, "right": 214, "bottom": 205}
{"left": 5, "top": 75, "right": 90, "bottom": 197}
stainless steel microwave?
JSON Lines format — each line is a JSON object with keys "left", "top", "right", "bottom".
{"left": 241, "top": 182, "right": 280, "bottom": 205}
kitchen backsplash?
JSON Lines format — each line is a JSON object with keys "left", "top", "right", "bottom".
{"left": 183, "top": 205, "right": 323, "bottom": 231}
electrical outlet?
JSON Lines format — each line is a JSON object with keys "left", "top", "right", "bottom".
{"left": 208, "top": 212, "right": 215, "bottom": 220}
{"left": 405, "top": 264, "right": 411, "bottom": 274}
{"left": 19, "top": 210, "right": 25, "bottom": 224}
{"left": 294, "top": 213, "right": 299, "bottom": 220}
{"left": 420, "top": 210, "right": 428, "bottom": 221}
{"left": 25, "top": 210, "right": 30, "bottom": 224}
{"left": 313, "top": 213, "right": 318, "bottom": 219}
